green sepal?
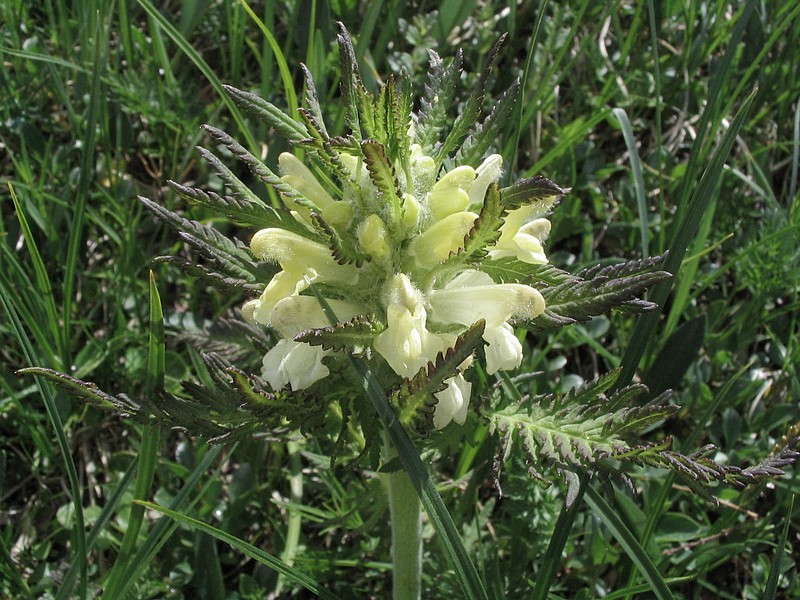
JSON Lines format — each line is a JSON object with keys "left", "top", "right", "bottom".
{"left": 294, "top": 315, "right": 382, "bottom": 357}
{"left": 360, "top": 140, "right": 403, "bottom": 225}
{"left": 391, "top": 320, "right": 486, "bottom": 434}
{"left": 223, "top": 84, "right": 308, "bottom": 143}
{"left": 499, "top": 175, "right": 567, "bottom": 211}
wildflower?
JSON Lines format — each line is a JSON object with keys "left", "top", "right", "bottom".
{"left": 233, "top": 36, "right": 565, "bottom": 428}
{"left": 262, "top": 339, "right": 331, "bottom": 391}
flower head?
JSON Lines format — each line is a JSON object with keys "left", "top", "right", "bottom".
{"left": 233, "top": 30, "right": 566, "bottom": 428}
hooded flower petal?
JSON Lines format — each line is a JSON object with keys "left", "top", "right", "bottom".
{"left": 270, "top": 295, "right": 362, "bottom": 338}
{"left": 489, "top": 217, "right": 551, "bottom": 264}
{"left": 262, "top": 339, "right": 331, "bottom": 391}
{"left": 373, "top": 274, "right": 448, "bottom": 377}
{"left": 468, "top": 154, "right": 503, "bottom": 207}
{"left": 428, "top": 165, "right": 475, "bottom": 220}
{"left": 482, "top": 322, "right": 523, "bottom": 374}
{"left": 433, "top": 373, "right": 472, "bottom": 429}
{"left": 428, "top": 270, "right": 545, "bottom": 328}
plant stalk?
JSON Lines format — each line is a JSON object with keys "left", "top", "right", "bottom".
{"left": 383, "top": 438, "right": 422, "bottom": 600}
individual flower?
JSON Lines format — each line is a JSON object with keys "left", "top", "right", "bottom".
{"left": 428, "top": 270, "right": 545, "bottom": 374}
{"left": 372, "top": 274, "right": 451, "bottom": 378}
{"left": 433, "top": 374, "right": 472, "bottom": 429}
{"left": 262, "top": 339, "right": 331, "bottom": 391}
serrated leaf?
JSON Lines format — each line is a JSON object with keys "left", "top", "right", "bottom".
{"left": 500, "top": 175, "right": 567, "bottom": 211}
{"left": 456, "top": 78, "right": 520, "bottom": 167}
{"left": 486, "top": 371, "right": 681, "bottom": 483}
{"left": 360, "top": 140, "right": 403, "bottom": 224}
{"left": 223, "top": 84, "right": 308, "bottom": 142}
{"left": 17, "top": 367, "right": 141, "bottom": 416}
{"left": 309, "top": 212, "right": 367, "bottom": 266}
{"left": 200, "top": 125, "right": 299, "bottom": 197}
{"left": 176, "top": 231, "right": 258, "bottom": 282}
{"left": 166, "top": 181, "right": 306, "bottom": 236}
{"left": 195, "top": 146, "right": 267, "bottom": 209}
{"left": 295, "top": 109, "right": 350, "bottom": 183}
{"left": 416, "top": 49, "right": 463, "bottom": 153}
{"left": 481, "top": 258, "right": 579, "bottom": 287}
{"left": 391, "top": 320, "right": 485, "bottom": 432}
{"left": 528, "top": 257, "right": 673, "bottom": 331}
{"left": 435, "top": 34, "right": 506, "bottom": 165}
{"left": 460, "top": 183, "right": 504, "bottom": 260}
{"left": 294, "top": 315, "right": 381, "bottom": 355}
{"left": 301, "top": 63, "right": 328, "bottom": 138}
{"left": 336, "top": 22, "right": 364, "bottom": 139}
{"left": 153, "top": 256, "right": 266, "bottom": 292}
{"left": 139, "top": 196, "right": 265, "bottom": 280}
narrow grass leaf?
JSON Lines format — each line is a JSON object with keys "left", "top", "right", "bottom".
{"left": 612, "top": 108, "right": 649, "bottom": 258}
{"left": 617, "top": 87, "right": 758, "bottom": 388}
{"left": 102, "top": 273, "right": 164, "bottom": 597}
{"left": 238, "top": 0, "right": 299, "bottom": 120}
{"left": 134, "top": 0, "right": 257, "bottom": 152}
{"left": 530, "top": 471, "right": 588, "bottom": 600}
{"left": 585, "top": 485, "right": 676, "bottom": 600}
{"left": 114, "top": 444, "right": 227, "bottom": 598}
{"left": 61, "top": 14, "right": 108, "bottom": 368}
{"left": 3, "top": 295, "right": 87, "bottom": 599}
{"left": 764, "top": 494, "right": 795, "bottom": 600}
{"left": 8, "top": 184, "right": 63, "bottom": 367}
{"left": 135, "top": 501, "right": 345, "bottom": 600}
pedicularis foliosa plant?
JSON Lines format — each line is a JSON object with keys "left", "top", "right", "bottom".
{"left": 25, "top": 23, "right": 797, "bottom": 599}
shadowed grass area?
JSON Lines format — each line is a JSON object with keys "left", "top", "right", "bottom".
{"left": 1, "top": 1, "right": 798, "bottom": 598}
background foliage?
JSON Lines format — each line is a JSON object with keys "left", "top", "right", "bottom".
{"left": 1, "top": 0, "right": 798, "bottom": 598}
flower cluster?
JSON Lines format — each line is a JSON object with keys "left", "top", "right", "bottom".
{"left": 241, "top": 145, "right": 559, "bottom": 427}
{"left": 215, "top": 28, "right": 566, "bottom": 431}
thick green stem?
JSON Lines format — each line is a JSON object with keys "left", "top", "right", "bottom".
{"left": 383, "top": 441, "right": 422, "bottom": 600}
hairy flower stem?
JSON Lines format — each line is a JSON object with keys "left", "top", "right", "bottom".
{"left": 383, "top": 438, "right": 422, "bottom": 600}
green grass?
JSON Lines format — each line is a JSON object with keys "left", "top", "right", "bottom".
{"left": 2, "top": 1, "right": 798, "bottom": 598}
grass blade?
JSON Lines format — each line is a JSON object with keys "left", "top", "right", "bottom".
{"left": 239, "top": 0, "right": 299, "bottom": 120}
{"left": 585, "top": 485, "right": 676, "bottom": 600}
{"left": 764, "top": 494, "right": 795, "bottom": 600}
{"left": 612, "top": 107, "right": 649, "bottom": 258}
{"left": 134, "top": 0, "right": 258, "bottom": 152}
{"left": 617, "top": 86, "right": 758, "bottom": 388}
{"left": 531, "top": 472, "right": 588, "bottom": 600}
{"left": 136, "top": 501, "right": 345, "bottom": 600}
{"left": 102, "top": 272, "right": 164, "bottom": 597}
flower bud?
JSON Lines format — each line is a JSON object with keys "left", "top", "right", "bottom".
{"left": 357, "top": 214, "right": 390, "bottom": 258}
{"left": 411, "top": 211, "right": 478, "bottom": 266}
